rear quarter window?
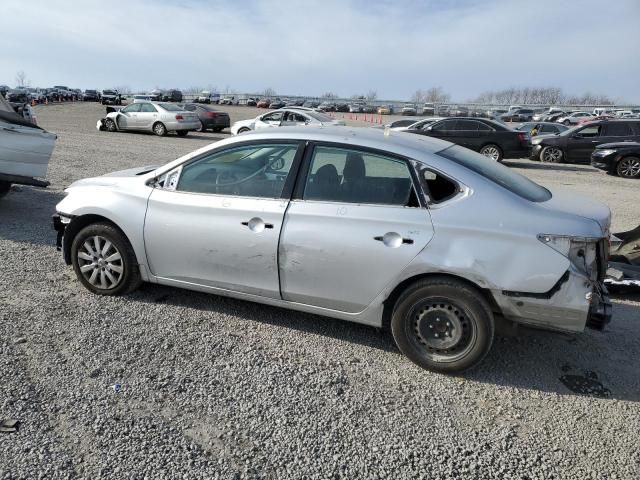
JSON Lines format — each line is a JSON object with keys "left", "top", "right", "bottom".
{"left": 436, "top": 145, "right": 551, "bottom": 202}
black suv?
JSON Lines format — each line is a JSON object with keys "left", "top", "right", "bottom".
{"left": 591, "top": 142, "right": 640, "bottom": 178}
{"left": 531, "top": 120, "right": 640, "bottom": 164}
{"left": 407, "top": 118, "right": 530, "bottom": 161}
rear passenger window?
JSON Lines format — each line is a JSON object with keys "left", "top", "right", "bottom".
{"left": 303, "top": 147, "right": 418, "bottom": 207}
{"left": 140, "top": 103, "right": 157, "bottom": 113}
{"left": 176, "top": 144, "right": 298, "bottom": 197}
{"left": 456, "top": 120, "right": 479, "bottom": 131}
{"left": 604, "top": 123, "right": 633, "bottom": 136}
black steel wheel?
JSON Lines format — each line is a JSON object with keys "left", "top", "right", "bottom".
{"left": 391, "top": 277, "right": 494, "bottom": 373}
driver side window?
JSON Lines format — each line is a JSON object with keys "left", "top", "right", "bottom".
{"left": 176, "top": 143, "right": 299, "bottom": 198}
{"left": 122, "top": 103, "right": 142, "bottom": 113}
{"left": 262, "top": 112, "right": 284, "bottom": 122}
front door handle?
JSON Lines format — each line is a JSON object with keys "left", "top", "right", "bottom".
{"left": 591, "top": 140, "right": 601, "bottom": 143}
{"left": 242, "top": 217, "right": 274, "bottom": 232}
{"left": 374, "top": 232, "right": 413, "bottom": 248}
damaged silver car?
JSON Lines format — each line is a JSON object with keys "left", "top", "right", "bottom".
{"left": 53, "top": 127, "right": 612, "bottom": 372}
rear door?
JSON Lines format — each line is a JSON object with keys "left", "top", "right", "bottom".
{"left": 279, "top": 144, "right": 434, "bottom": 313}
{"left": 137, "top": 102, "right": 159, "bottom": 130}
{"left": 452, "top": 120, "right": 481, "bottom": 149}
{"left": 601, "top": 122, "right": 636, "bottom": 145}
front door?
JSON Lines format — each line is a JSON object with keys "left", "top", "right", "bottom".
{"left": 254, "top": 111, "right": 284, "bottom": 130}
{"left": 144, "top": 141, "right": 302, "bottom": 298}
{"left": 116, "top": 103, "right": 141, "bottom": 129}
{"left": 279, "top": 145, "right": 434, "bottom": 313}
{"left": 566, "top": 124, "right": 602, "bottom": 161}
{"left": 137, "top": 102, "right": 159, "bottom": 129}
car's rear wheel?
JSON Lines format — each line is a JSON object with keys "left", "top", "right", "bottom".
{"left": 479, "top": 144, "right": 503, "bottom": 162}
{"left": 176, "top": 130, "right": 189, "bottom": 137}
{"left": 238, "top": 127, "right": 251, "bottom": 134}
{"left": 540, "top": 146, "right": 563, "bottom": 163}
{"left": 616, "top": 156, "right": 640, "bottom": 178}
{"left": 391, "top": 277, "right": 494, "bottom": 373}
{"left": 563, "top": 120, "right": 571, "bottom": 126}
{"left": 104, "top": 119, "right": 117, "bottom": 132}
{"left": 0, "top": 181, "right": 11, "bottom": 198}
{"left": 199, "top": 122, "right": 208, "bottom": 132}
{"left": 213, "top": 127, "right": 224, "bottom": 132}
{"left": 71, "top": 223, "right": 141, "bottom": 296}
{"left": 153, "top": 122, "right": 167, "bottom": 137}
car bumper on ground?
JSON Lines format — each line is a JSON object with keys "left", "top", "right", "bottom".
{"left": 167, "top": 120, "right": 201, "bottom": 131}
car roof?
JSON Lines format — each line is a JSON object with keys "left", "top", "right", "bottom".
{"left": 236, "top": 126, "right": 452, "bottom": 156}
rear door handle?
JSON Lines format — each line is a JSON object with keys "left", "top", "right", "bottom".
{"left": 374, "top": 232, "right": 413, "bottom": 248}
{"left": 242, "top": 217, "right": 273, "bottom": 232}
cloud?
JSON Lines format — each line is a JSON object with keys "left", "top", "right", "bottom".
{"left": 1, "top": 0, "right": 638, "bottom": 102}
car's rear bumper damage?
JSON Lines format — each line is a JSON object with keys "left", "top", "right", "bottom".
{"left": 493, "top": 269, "right": 612, "bottom": 333}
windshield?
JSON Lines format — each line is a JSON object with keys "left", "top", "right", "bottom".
{"left": 436, "top": 145, "right": 551, "bottom": 202}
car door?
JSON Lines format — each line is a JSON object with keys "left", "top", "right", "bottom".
{"left": 116, "top": 103, "right": 142, "bottom": 129}
{"left": 279, "top": 144, "right": 434, "bottom": 313}
{"left": 143, "top": 141, "right": 303, "bottom": 298}
{"left": 566, "top": 124, "right": 602, "bottom": 161}
{"left": 453, "top": 120, "right": 481, "bottom": 149}
{"left": 423, "top": 119, "right": 457, "bottom": 140}
{"left": 280, "top": 111, "right": 308, "bottom": 127}
{"left": 254, "top": 111, "right": 284, "bottom": 130}
{"left": 137, "top": 102, "right": 160, "bottom": 130}
{"left": 601, "top": 122, "right": 636, "bottom": 145}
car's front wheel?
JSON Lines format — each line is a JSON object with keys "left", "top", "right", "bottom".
{"left": 540, "top": 146, "right": 563, "bottom": 163}
{"left": 479, "top": 144, "right": 503, "bottom": 162}
{"left": 71, "top": 222, "right": 141, "bottom": 296}
{"left": 104, "top": 119, "right": 117, "bottom": 132}
{"left": 153, "top": 122, "right": 167, "bottom": 136}
{"left": 238, "top": 127, "right": 251, "bottom": 134}
{"left": 616, "top": 156, "right": 640, "bottom": 178}
{"left": 391, "top": 277, "right": 494, "bottom": 373}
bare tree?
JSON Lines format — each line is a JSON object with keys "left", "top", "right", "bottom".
{"left": 365, "top": 90, "right": 377, "bottom": 102}
{"left": 114, "top": 85, "right": 132, "bottom": 95}
{"left": 410, "top": 89, "right": 426, "bottom": 104}
{"left": 424, "top": 87, "right": 450, "bottom": 104}
{"left": 321, "top": 92, "right": 338, "bottom": 100}
{"left": 263, "top": 87, "right": 276, "bottom": 97}
{"left": 15, "top": 71, "right": 29, "bottom": 87}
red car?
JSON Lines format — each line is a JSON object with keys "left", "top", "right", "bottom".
{"left": 257, "top": 98, "right": 271, "bottom": 108}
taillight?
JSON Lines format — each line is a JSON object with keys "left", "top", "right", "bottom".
{"left": 517, "top": 132, "right": 528, "bottom": 143}
{"left": 207, "top": 112, "right": 218, "bottom": 118}
{"left": 175, "top": 114, "right": 184, "bottom": 120}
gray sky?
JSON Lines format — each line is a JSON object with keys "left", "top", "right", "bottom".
{"left": 2, "top": 0, "right": 639, "bottom": 102}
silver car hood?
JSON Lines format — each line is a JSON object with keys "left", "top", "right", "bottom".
{"left": 67, "top": 166, "right": 158, "bottom": 189}
{"left": 541, "top": 187, "right": 611, "bottom": 234}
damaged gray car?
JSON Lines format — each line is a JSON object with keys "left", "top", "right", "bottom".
{"left": 53, "top": 127, "right": 612, "bottom": 373}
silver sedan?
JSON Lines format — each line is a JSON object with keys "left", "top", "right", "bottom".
{"left": 100, "top": 101, "right": 201, "bottom": 137}
{"left": 53, "top": 127, "right": 612, "bottom": 373}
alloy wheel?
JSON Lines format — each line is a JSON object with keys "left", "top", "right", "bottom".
{"left": 77, "top": 235, "right": 124, "bottom": 290}
{"left": 541, "top": 147, "right": 562, "bottom": 163}
{"left": 617, "top": 157, "right": 640, "bottom": 178}
{"left": 480, "top": 146, "right": 500, "bottom": 161}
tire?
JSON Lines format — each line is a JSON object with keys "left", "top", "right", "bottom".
{"left": 71, "top": 222, "right": 141, "bottom": 296}
{"left": 616, "top": 156, "right": 640, "bottom": 178}
{"left": 391, "top": 277, "right": 495, "bottom": 373}
{"left": 479, "top": 144, "right": 503, "bottom": 162}
{"left": 0, "top": 181, "right": 11, "bottom": 198}
{"left": 563, "top": 120, "right": 570, "bottom": 126}
{"left": 238, "top": 127, "right": 250, "bottom": 134}
{"left": 104, "top": 118, "right": 117, "bottom": 132}
{"left": 153, "top": 122, "right": 167, "bottom": 137}
{"left": 213, "top": 127, "right": 224, "bottom": 132}
{"left": 199, "top": 122, "right": 208, "bottom": 132}
{"left": 540, "top": 146, "right": 563, "bottom": 163}
{"left": 176, "top": 130, "right": 189, "bottom": 137}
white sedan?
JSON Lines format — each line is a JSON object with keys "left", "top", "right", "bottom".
{"left": 99, "top": 101, "right": 201, "bottom": 137}
{"left": 231, "top": 108, "right": 345, "bottom": 135}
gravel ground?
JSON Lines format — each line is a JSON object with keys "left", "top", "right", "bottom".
{"left": 0, "top": 102, "right": 638, "bottom": 479}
